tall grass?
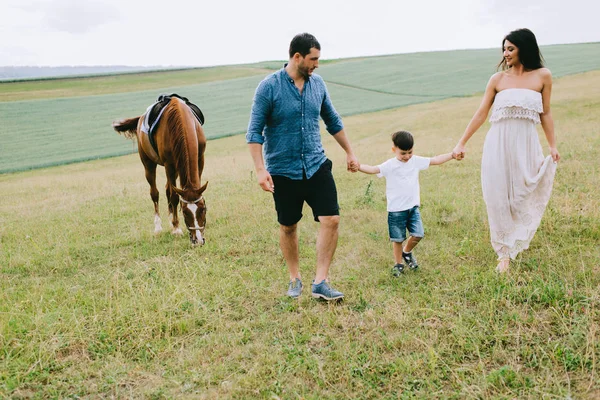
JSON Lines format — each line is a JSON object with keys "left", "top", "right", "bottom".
{"left": 0, "top": 71, "right": 599, "bottom": 399}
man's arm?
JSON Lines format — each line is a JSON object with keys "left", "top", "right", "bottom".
{"left": 319, "top": 79, "right": 359, "bottom": 172}
{"left": 248, "top": 143, "right": 274, "bottom": 193}
{"left": 247, "top": 79, "right": 275, "bottom": 192}
{"left": 332, "top": 129, "right": 359, "bottom": 171}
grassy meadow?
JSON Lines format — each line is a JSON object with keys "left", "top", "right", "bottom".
{"left": 1, "top": 61, "right": 599, "bottom": 399}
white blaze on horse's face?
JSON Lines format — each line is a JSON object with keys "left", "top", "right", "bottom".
{"left": 181, "top": 198, "right": 207, "bottom": 245}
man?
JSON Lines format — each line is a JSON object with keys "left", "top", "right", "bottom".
{"left": 247, "top": 33, "right": 359, "bottom": 301}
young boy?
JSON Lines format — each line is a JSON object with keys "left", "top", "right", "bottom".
{"left": 358, "top": 130, "right": 456, "bottom": 276}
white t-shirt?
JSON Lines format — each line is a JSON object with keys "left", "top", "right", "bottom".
{"left": 377, "top": 156, "right": 430, "bottom": 212}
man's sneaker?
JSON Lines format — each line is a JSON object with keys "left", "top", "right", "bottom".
{"left": 402, "top": 252, "right": 419, "bottom": 270}
{"left": 286, "top": 278, "right": 303, "bottom": 298}
{"left": 311, "top": 280, "right": 344, "bottom": 301}
{"left": 392, "top": 263, "right": 405, "bottom": 277}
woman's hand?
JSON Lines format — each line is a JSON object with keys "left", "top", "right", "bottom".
{"left": 550, "top": 147, "right": 560, "bottom": 163}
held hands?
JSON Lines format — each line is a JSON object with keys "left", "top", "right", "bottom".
{"left": 452, "top": 143, "right": 466, "bottom": 161}
{"left": 347, "top": 153, "right": 360, "bottom": 172}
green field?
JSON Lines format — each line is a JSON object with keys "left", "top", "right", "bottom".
{"left": 1, "top": 43, "right": 599, "bottom": 174}
{"left": 0, "top": 54, "right": 599, "bottom": 399}
{"left": 0, "top": 66, "right": 274, "bottom": 101}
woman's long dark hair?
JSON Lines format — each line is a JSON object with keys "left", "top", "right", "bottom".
{"left": 497, "top": 28, "right": 545, "bottom": 71}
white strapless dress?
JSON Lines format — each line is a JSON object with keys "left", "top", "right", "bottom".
{"left": 481, "top": 88, "right": 556, "bottom": 260}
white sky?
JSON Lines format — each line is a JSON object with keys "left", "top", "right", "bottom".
{"left": 1, "top": 0, "right": 599, "bottom": 67}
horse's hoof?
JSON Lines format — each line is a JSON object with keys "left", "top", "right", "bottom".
{"left": 154, "top": 215, "right": 162, "bottom": 234}
{"left": 172, "top": 227, "right": 183, "bottom": 236}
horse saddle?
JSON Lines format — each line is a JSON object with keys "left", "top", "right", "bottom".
{"left": 142, "top": 94, "right": 205, "bottom": 153}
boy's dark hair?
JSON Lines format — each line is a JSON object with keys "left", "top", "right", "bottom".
{"left": 289, "top": 33, "right": 321, "bottom": 58}
{"left": 392, "top": 130, "right": 414, "bottom": 150}
{"left": 497, "top": 28, "right": 545, "bottom": 71}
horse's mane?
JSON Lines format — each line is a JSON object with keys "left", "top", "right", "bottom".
{"left": 165, "top": 101, "right": 194, "bottom": 189}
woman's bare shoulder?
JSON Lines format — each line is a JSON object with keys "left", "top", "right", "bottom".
{"left": 537, "top": 67, "right": 552, "bottom": 78}
{"left": 487, "top": 71, "right": 505, "bottom": 88}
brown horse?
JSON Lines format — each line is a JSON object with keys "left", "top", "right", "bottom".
{"left": 113, "top": 97, "right": 208, "bottom": 245}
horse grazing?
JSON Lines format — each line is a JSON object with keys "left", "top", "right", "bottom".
{"left": 113, "top": 96, "right": 208, "bottom": 245}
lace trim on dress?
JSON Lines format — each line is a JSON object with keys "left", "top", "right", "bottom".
{"left": 490, "top": 107, "right": 541, "bottom": 124}
{"left": 490, "top": 89, "right": 543, "bottom": 124}
{"left": 493, "top": 94, "right": 543, "bottom": 113}
{"left": 493, "top": 226, "right": 541, "bottom": 260}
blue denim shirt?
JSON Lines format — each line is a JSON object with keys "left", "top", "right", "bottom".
{"left": 246, "top": 67, "right": 344, "bottom": 180}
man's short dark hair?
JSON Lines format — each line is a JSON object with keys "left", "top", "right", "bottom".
{"left": 392, "top": 130, "right": 414, "bottom": 150}
{"left": 289, "top": 33, "right": 321, "bottom": 58}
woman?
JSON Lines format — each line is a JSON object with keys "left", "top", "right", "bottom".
{"left": 453, "top": 28, "right": 560, "bottom": 273}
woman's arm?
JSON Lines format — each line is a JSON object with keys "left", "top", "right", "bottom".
{"left": 539, "top": 68, "right": 560, "bottom": 162}
{"left": 453, "top": 73, "right": 500, "bottom": 159}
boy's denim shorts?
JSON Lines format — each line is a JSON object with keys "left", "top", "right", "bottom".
{"left": 388, "top": 206, "right": 424, "bottom": 242}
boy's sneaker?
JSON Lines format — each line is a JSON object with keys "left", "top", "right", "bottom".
{"left": 391, "top": 263, "right": 405, "bottom": 277}
{"left": 402, "top": 252, "right": 419, "bottom": 270}
{"left": 311, "top": 280, "right": 344, "bottom": 301}
{"left": 286, "top": 278, "right": 303, "bottom": 298}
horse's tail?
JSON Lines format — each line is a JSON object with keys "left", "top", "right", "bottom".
{"left": 112, "top": 116, "right": 140, "bottom": 139}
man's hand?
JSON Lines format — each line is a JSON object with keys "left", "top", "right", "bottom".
{"left": 257, "top": 169, "right": 275, "bottom": 193}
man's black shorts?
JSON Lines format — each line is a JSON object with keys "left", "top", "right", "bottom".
{"left": 272, "top": 159, "right": 339, "bottom": 226}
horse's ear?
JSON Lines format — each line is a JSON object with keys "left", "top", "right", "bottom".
{"left": 199, "top": 181, "right": 208, "bottom": 194}
{"left": 171, "top": 185, "right": 185, "bottom": 197}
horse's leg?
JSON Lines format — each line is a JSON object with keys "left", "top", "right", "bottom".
{"left": 165, "top": 164, "right": 183, "bottom": 236}
{"left": 142, "top": 158, "right": 162, "bottom": 234}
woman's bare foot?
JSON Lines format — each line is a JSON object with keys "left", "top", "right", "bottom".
{"left": 496, "top": 258, "right": 510, "bottom": 273}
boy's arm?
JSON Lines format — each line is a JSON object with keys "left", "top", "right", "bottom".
{"left": 429, "top": 152, "right": 455, "bottom": 166}
{"left": 358, "top": 163, "right": 381, "bottom": 174}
